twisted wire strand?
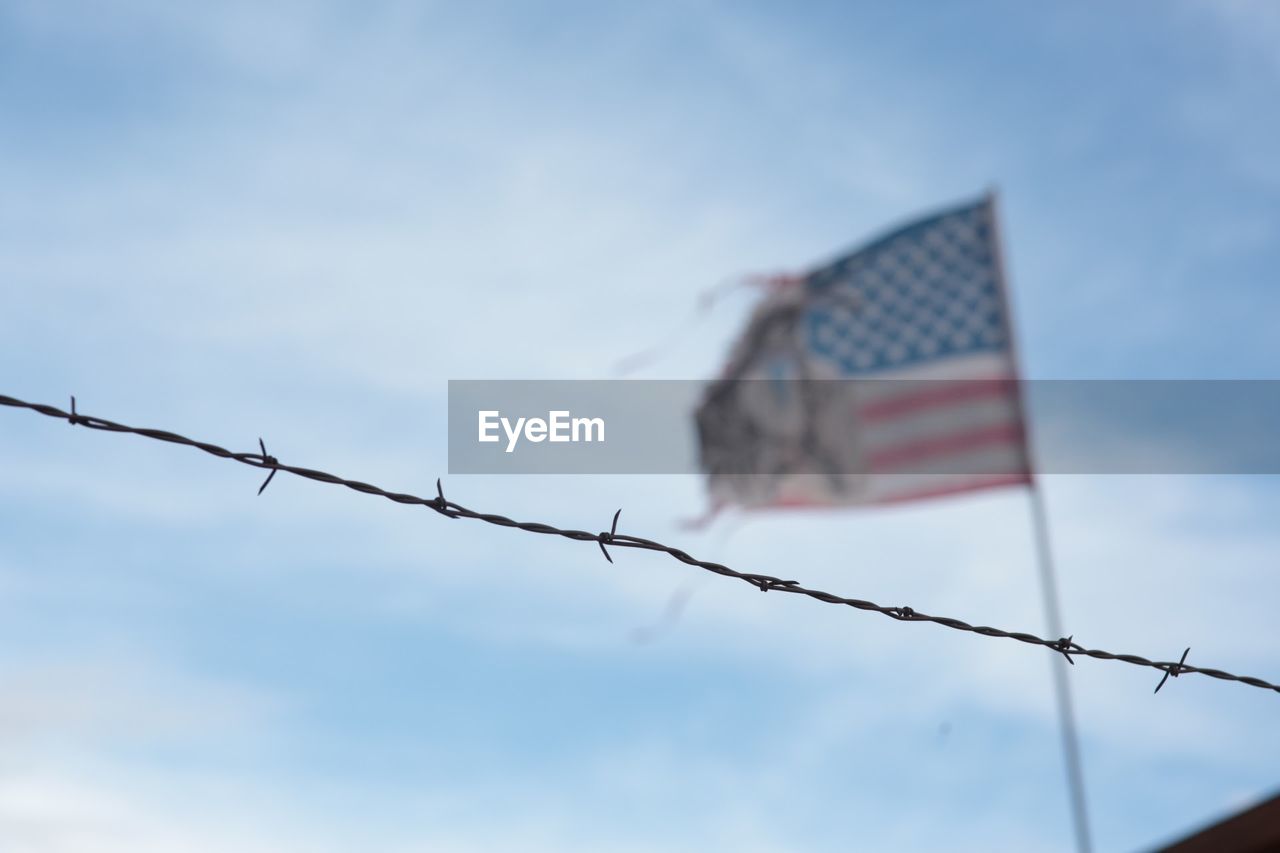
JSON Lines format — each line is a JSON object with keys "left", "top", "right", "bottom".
{"left": 3, "top": 392, "right": 1275, "bottom": 695}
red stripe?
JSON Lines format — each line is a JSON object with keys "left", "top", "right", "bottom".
{"left": 872, "top": 472, "right": 1032, "bottom": 505}
{"left": 747, "top": 471, "right": 1031, "bottom": 511}
{"left": 858, "top": 377, "right": 1017, "bottom": 423}
{"left": 866, "top": 422, "right": 1026, "bottom": 471}
{"left": 769, "top": 496, "right": 825, "bottom": 508}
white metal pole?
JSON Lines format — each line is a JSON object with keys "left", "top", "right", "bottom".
{"left": 1028, "top": 482, "right": 1093, "bottom": 853}
{"left": 987, "top": 190, "right": 1093, "bottom": 853}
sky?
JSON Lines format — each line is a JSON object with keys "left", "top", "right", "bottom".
{"left": 2, "top": 1, "right": 1279, "bottom": 851}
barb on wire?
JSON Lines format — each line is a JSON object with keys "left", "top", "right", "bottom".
{"left": 2, "top": 392, "right": 1277, "bottom": 697}
{"left": 256, "top": 437, "right": 278, "bottom": 495}
{"left": 598, "top": 509, "right": 622, "bottom": 563}
{"left": 1155, "top": 647, "right": 1191, "bottom": 694}
{"left": 1054, "top": 635, "right": 1078, "bottom": 666}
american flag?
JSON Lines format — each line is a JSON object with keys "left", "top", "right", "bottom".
{"left": 696, "top": 194, "right": 1032, "bottom": 508}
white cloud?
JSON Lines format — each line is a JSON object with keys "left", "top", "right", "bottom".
{"left": 0, "top": 653, "right": 280, "bottom": 752}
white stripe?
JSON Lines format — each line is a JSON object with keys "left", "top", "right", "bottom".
{"left": 868, "top": 444, "right": 1029, "bottom": 478}
{"left": 858, "top": 397, "right": 1022, "bottom": 450}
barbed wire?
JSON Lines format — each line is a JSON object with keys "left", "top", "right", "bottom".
{"left": 3, "top": 391, "right": 1277, "bottom": 696}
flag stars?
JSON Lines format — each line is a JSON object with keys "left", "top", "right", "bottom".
{"left": 801, "top": 203, "right": 1010, "bottom": 375}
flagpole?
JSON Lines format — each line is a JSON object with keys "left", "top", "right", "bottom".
{"left": 987, "top": 189, "right": 1093, "bottom": 853}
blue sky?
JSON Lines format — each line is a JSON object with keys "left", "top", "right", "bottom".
{"left": 2, "top": 1, "right": 1279, "bottom": 851}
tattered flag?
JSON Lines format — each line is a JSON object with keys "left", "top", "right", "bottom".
{"left": 697, "top": 194, "right": 1032, "bottom": 508}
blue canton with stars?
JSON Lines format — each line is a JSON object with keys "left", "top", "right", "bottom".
{"left": 803, "top": 197, "right": 1011, "bottom": 376}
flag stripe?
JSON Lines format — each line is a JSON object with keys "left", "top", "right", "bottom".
{"left": 857, "top": 377, "right": 1017, "bottom": 422}
{"left": 865, "top": 422, "right": 1026, "bottom": 471}
{"left": 873, "top": 472, "right": 1033, "bottom": 505}
{"left": 858, "top": 396, "right": 1021, "bottom": 449}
